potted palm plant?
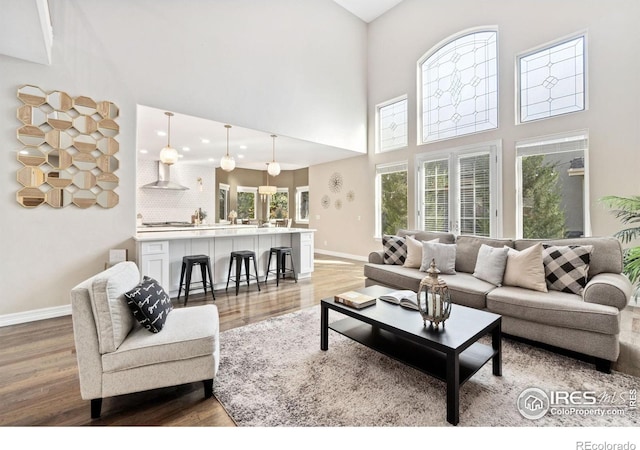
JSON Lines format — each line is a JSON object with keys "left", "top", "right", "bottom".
{"left": 601, "top": 195, "right": 640, "bottom": 301}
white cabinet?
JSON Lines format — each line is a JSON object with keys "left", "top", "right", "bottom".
{"left": 293, "top": 231, "right": 314, "bottom": 277}
{"left": 138, "top": 241, "right": 169, "bottom": 288}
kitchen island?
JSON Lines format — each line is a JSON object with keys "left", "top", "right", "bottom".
{"left": 134, "top": 226, "right": 315, "bottom": 297}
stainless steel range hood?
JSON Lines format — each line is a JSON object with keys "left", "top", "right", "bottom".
{"left": 141, "top": 161, "right": 189, "bottom": 190}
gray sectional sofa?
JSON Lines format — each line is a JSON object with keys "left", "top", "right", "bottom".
{"left": 364, "top": 229, "right": 633, "bottom": 372}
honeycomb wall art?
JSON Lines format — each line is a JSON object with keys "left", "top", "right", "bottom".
{"left": 15, "top": 85, "right": 120, "bottom": 208}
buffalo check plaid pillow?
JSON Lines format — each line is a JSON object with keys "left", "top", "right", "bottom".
{"left": 383, "top": 235, "right": 407, "bottom": 265}
{"left": 542, "top": 244, "right": 594, "bottom": 295}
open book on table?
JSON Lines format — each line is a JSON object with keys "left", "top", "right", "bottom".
{"left": 378, "top": 290, "right": 419, "bottom": 311}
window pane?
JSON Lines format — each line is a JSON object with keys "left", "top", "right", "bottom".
{"left": 380, "top": 171, "right": 408, "bottom": 235}
{"left": 378, "top": 98, "right": 408, "bottom": 152}
{"left": 520, "top": 150, "right": 585, "bottom": 238}
{"left": 237, "top": 192, "right": 255, "bottom": 219}
{"left": 520, "top": 36, "right": 585, "bottom": 122}
{"left": 423, "top": 159, "right": 449, "bottom": 232}
{"left": 421, "top": 31, "right": 498, "bottom": 142}
{"left": 270, "top": 192, "right": 288, "bottom": 219}
{"left": 219, "top": 188, "right": 229, "bottom": 221}
{"left": 458, "top": 153, "right": 491, "bottom": 236}
{"left": 300, "top": 191, "right": 309, "bottom": 220}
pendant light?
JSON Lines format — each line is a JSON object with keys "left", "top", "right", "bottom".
{"left": 159, "top": 112, "right": 178, "bottom": 165}
{"left": 267, "top": 134, "right": 281, "bottom": 176}
{"left": 220, "top": 124, "right": 235, "bottom": 172}
{"left": 259, "top": 163, "right": 277, "bottom": 199}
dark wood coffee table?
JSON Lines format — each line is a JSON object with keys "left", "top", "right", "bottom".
{"left": 320, "top": 285, "right": 501, "bottom": 425}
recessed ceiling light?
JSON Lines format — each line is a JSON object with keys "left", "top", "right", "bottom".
{"left": 208, "top": 158, "right": 215, "bottom": 162}
{"left": 239, "top": 145, "right": 247, "bottom": 150}
{"left": 238, "top": 154, "right": 245, "bottom": 159}
{"left": 139, "top": 149, "right": 148, "bottom": 154}
{"left": 201, "top": 138, "right": 210, "bottom": 144}
{"left": 178, "top": 154, "right": 184, "bottom": 158}
{"left": 157, "top": 131, "right": 167, "bottom": 137}
{"left": 182, "top": 147, "right": 190, "bottom": 151}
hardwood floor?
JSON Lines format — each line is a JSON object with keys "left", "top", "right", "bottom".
{"left": 0, "top": 254, "right": 366, "bottom": 426}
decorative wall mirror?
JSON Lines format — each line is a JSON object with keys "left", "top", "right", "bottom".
{"left": 15, "top": 85, "right": 120, "bottom": 208}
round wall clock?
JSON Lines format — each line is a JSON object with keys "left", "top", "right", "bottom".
{"left": 328, "top": 172, "right": 343, "bottom": 193}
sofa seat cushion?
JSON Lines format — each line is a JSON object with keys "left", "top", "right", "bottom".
{"left": 364, "top": 263, "right": 426, "bottom": 291}
{"left": 364, "top": 263, "right": 494, "bottom": 310}
{"left": 102, "top": 304, "right": 219, "bottom": 373}
{"left": 486, "top": 286, "right": 619, "bottom": 335}
{"left": 439, "top": 273, "right": 496, "bottom": 310}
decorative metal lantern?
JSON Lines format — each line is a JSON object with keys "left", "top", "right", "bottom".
{"left": 417, "top": 259, "right": 452, "bottom": 329}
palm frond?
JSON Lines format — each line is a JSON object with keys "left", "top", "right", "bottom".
{"left": 600, "top": 196, "right": 640, "bottom": 224}
{"left": 623, "top": 247, "right": 640, "bottom": 286}
{"left": 613, "top": 228, "right": 640, "bottom": 244}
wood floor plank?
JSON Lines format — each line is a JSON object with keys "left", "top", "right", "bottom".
{"left": 0, "top": 254, "right": 366, "bottom": 426}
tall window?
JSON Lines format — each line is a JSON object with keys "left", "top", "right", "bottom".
{"left": 269, "top": 188, "right": 289, "bottom": 219}
{"left": 418, "top": 29, "right": 498, "bottom": 143}
{"left": 516, "top": 131, "right": 589, "bottom": 239}
{"left": 518, "top": 34, "right": 586, "bottom": 123}
{"left": 418, "top": 141, "right": 501, "bottom": 237}
{"left": 376, "top": 96, "right": 408, "bottom": 152}
{"left": 296, "top": 186, "right": 309, "bottom": 224}
{"left": 236, "top": 186, "right": 257, "bottom": 220}
{"left": 375, "top": 162, "right": 408, "bottom": 237}
{"left": 218, "top": 183, "right": 230, "bottom": 222}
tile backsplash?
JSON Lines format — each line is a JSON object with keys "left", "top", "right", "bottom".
{"left": 137, "top": 160, "right": 216, "bottom": 224}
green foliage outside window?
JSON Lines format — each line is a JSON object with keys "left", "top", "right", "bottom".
{"left": 270, "top": 192, "right": 288, "bottom": 219}
{"left": 381, "top": 171, "right": 408, "bottom": 235}
{"left": 521, "top": 155, "right": 566, "bottom": 239}
{"left": 237, "top": 192, "right": 255, "bottom": 220}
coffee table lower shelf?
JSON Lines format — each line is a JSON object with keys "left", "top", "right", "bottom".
{"left": 329, "top": 317, "right": 496, "bottom": 387}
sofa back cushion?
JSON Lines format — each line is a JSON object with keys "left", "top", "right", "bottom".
{"left": 455, "top": 235, "right": 515, "bottom": 274}
{"left": 89, "top": 261, "right": 141, "bottom": 354}
{"left": 396, "top": 229, "right": 456, "bottom": 244}
{"left": 515, "top": 237, "right": 623, "bottom": 277}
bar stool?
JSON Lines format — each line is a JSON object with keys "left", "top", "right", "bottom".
{"left": 264, "top": 246, "right": 297, "bottom": 287}
{"left": 226, "top": 250, "right": 261, "bottom": 295}
{"left": 177, "top": 255, "right": 215, "bottom": 306}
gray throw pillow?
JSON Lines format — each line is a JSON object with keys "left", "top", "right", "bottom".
{"left": 472, "top": 244, "right": 509, "bottom": 285}
{"left": 419, "top": 242, "right": 456, "bottom": 274}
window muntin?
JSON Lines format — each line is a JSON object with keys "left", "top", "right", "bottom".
{"left": 375, "top": 162, "right": 408, "bottom": 238}
{"left": 218, "top": 183, "right": 230, "bottom": 222}
{"left": 418, "top": 142, "right": 501, "bottom": 237}
{"left": 376, "top": 96, "right": 408, "bottom": 152}
{"left": 516, "top": 132, "right": 589, "bottom": 239}
{"left": 269, "top": 188, "right": 289, "bottom": 219}
{"left": 295, "top": 186, "right": 309, "bottom": 223}
{"left": 236, "top": 186, "right": 257, "bottom": 220}
{"left": 419, "top": 29, "right": 498, "bottom": 143}
{"left": 518, "top": 35, "right": 585, "bottom": 123}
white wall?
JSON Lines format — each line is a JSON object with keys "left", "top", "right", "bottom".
{"left": 309, "top": 0, "right": 640, "bottom": 259}
{"left": 0, "top": 0, "right": 367, "bottom": 321}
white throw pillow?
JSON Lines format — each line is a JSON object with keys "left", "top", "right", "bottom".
{"left": 403, "top": 236, "right": 439, "bottom": 269}
{"left": 502, "top": 243, "right": 548, "bottom": 292}
{"left": 419, "top": 242, "right": 456, "bottom": 275}
{"left": 473, "top": 244, "right": 510, "bottom": 286}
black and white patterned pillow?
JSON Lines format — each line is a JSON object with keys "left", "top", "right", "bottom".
{"left": 383, "top": 235, "right": 407, "bottom": 265}
{"left": 125, "top": 276, "right": 174, "bottom": 333}
{"left": 542, "top": 244, "right": 593, "bottom": 295}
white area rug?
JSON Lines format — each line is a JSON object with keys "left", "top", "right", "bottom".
{"left": 214, "top": 306, "right": 639, "bottom": 427}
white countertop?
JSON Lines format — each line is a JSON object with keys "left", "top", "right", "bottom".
{"left": 136, "top": 224, "right": 257, "bottom": 233}
{"left": 134, "top": 226, "right": 315, "bottom": 241}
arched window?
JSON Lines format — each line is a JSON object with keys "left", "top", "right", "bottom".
{"left": 418, "top": 28, "right": 498, "bottom": 143}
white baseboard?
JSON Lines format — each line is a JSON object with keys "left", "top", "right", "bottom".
{"left": 0, "top": 304, "right": 71, "bottom": 328}
{"left": 314, "top": 249, "right": 368, "bottom": 262}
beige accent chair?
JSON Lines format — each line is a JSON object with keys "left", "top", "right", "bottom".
{"left": 70, "top": 261, "right": 220, "bottom": 418}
